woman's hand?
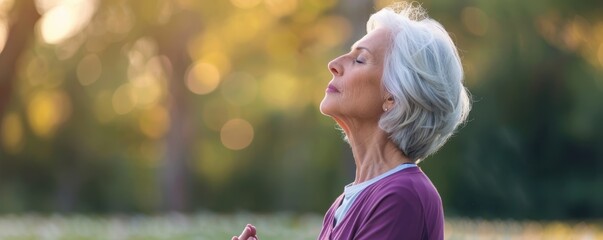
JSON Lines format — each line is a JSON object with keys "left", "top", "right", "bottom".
{"left": 232, "top": 224, "right": 258, "bottom": 240}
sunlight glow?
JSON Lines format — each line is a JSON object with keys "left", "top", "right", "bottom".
{"left": 200, "top": 51, "right": 231, "bottom": 75}
{"left": 185, "top": 61, "right": 221, "bottom": 95}
{"left": 311, "top": 15, "right": 351, "bottom": 48}
{"left": 131, "top": 73, "right": 163, "bottom": 108}
{"left": 599, "top": 43, "right": 603, "bottom": 68}
{"left": 260, "top": 72, "right": 303, "bottom": 110}
{"left": 0, "top": 0, "right": 13, "bottom": 54}
{"left": 230, "top": 0, "right": 261, "bottom": 9}
{"left": 221, "top": 118, "right": 254, "bottom": 150}
{"left": 0, "top": 20, "right": 7, "bottom": 54}
{"left": 1, "top": 112, "right": 23, "bottom": 154}
{"left": 39, "top": 0, "right": 98, "bottom": 44}
{"left": 462, "top": 7, "right": 489, "bottom": 36}
{"left": 139, "top": 106, "right": 169, "bottom": 139}
{"left": 76, "top": 54, "right": 101, "bottom": 86}
{"left": 112, "top": 83, "right": 136, "bottom": 115}
{"left": 223, "top": 10, "right": 269, "bottom": 44}
{"left": 27, "top": 91, "right": 72, "bottom": 138}
{"left": 264, "top": 0, "right": 298, "bottom": 17}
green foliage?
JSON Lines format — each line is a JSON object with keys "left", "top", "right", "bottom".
{"left": 0, "top": 0, "right": 601, "bottom": 220}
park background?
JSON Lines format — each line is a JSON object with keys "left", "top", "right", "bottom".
{"left": 0, "top": 0, "right": 601, "bottom": 238}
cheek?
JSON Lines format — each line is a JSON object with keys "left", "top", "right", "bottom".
{"left": 344, "top": 79, "right": 384, "bottom": 112}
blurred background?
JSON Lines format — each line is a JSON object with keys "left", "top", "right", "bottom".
{"left": 0, "top": 0, "right": 602, "bottom": 238}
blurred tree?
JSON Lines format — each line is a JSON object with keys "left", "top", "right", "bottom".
{"left": 0, "top": 0, "right": 39, "bottom": 125}
{"left": 153, "top": 6, "right": 202, "bottom": 212}
{"left": 0, "top": 0, "right": 600, "bottom": 221}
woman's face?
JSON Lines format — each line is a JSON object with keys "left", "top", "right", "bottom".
{"left": 320, "top": 27, "right": 391, "bottom": 123}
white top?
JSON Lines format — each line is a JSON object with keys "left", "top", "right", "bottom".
{"left": 333, "top": 163, "right": 417, "bottom": 226}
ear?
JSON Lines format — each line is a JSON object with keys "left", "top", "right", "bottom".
{"left": 382, "top": 95, "right": 394, "bottom": 112}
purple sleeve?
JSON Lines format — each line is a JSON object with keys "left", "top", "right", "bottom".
{"left": 354, "top": 191, "right": 426, "bottom": 239}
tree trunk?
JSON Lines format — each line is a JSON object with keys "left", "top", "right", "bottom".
{"left": 154, "top": 10, "right": 203, "bottom": 212}
{"left": 0, "top": 0, "right": 40, "bottom": 122}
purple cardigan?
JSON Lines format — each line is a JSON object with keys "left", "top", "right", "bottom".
{"left": 318, "top": 167, "right": 444, "bottom": 240}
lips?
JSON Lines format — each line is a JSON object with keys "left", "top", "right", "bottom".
{"left": 326, "top": 84, "right": 340, "bottom": 93}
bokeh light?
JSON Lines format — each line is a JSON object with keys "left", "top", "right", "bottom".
{"left": 112, "top": 83, "right": 137, "bottom": 115}
{"left": 0, "top": 0, "right": 600, "bottom": 230}
{"left": 76, "top": 54, "right": 102, "bottom": 86}
{"left": 185, "top": 61, "right": 221, "bottom": 95}
{"left": 139, "top": 106, "right": 169, "bottom": 139}
{"left": 230, "top": 0, "right": 262, "bottom": 9}
{"left": 26, "top": 90, "right": 72, "bottom": 138}
{"left": 0, "top": 20, "right": 7, "bottom": 54}
{"left": 1, "top": 112, "right": 24, "bottom": 154}
{"left": 220, "top": 118, "right": 254, "bottom": 150}
{"left": 462, "top": 6, "right": 489, "bottom": 36}
{"left": 37, "top": 0, "right": 98, "bottom": 44}
{"left": 260, "top": 72, "right": 303, "bottom": 110}
{"left": 222, "top": 10, "right": 269, "bottom": 44}
{"left": 598, "top": 43, "right": 603, "bottom": 68}
{"left": 199, "top": 51, "right": 231, "bottom": 75}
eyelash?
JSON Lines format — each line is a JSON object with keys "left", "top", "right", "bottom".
{"left": 354, "top": 58, "right": 365, "bottom": 64}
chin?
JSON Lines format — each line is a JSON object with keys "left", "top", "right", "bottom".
{"left": 319, "top": 98, "right": 335, "bottom": 117}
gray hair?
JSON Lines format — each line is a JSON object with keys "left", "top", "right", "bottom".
{"left": 369, "top": 2, "right": 471, "bottom": 162}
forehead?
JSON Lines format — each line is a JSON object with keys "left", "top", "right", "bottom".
{"left": 352, "top": 27, "right": 391, "bottom": 52}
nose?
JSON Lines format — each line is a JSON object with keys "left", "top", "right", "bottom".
{"left": 328, "top": 57, "right": 343, "bottom": 76}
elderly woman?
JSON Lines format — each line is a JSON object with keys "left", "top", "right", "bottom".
{"left": 234, "top": 2, "right": 470, "bottom": 240}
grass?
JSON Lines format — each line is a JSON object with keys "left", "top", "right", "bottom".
{"left": 0, "top": 213, "right": 600, "bottom": 239}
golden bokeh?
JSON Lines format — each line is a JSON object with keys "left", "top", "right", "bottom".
{"left": 230, "top": 0, "right": 262, "bottom": 9}
{"left": 38, "top": 0, "right": 98, "bottom": 44}
{"left": 187, "top": 33, "right": 224, "bottom": 61}
{"left": 220, "top": 118, "right": 254, "bottom": 150}
{"left": 76, "top": 54, "right": 102, "bottom": 86}
{"left": 1, "top": 112, "right": 23, "bottom": 154}
{"left": 25, "top": 57, "right": 49, "bottom": 87}
{"left": 139, "top": 105, "right": 169, "bottom": 139}
{"left": 199, "top": 51, "right": 231, "bottom": 76}
{"left": 309, "top": 15, "right": 351, "bottom": 49}
{"left": 264, "top": 27, "right": 299, "bottom": 60}
{"left": 0, "top": 0, "right": 13, "bottom": 14}
{"left": 264, "top": 0, "right": 298, "bottom": 17}
{"left": 598, "top": 42, "right": 603, "bottom": 68}
{"left": 462, "top": 7, "right": 489, "bottom": 36}
{"left": 27, "top": 90, "right": 72, "bottom": 138}
{"left": 222, "top": 9, "right": 270, "bottom": 44}
{"left": 130, "top": 72, "right": 164, "bottom": 108}
{"left": 112, "top": 83, "right": 137, "bottom": 115}
{"left": 185, "top": 61, "right": 221, "bottom": 95}
{"left": 0, "top": 19, "right": 7, "bottom": 54}
{"left": 260, "top": 71, "right": 303, "bottom": 110}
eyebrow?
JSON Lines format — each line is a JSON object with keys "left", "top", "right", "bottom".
{"left": 350, "top": 45, "right": 373, "bottom": 54}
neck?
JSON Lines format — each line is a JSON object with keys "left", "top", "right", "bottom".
{"left": 335, "top": 118, "right": 413, "bottom": 184}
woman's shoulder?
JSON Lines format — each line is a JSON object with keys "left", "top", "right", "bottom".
{"left": 368, "top": 167, "right": 441, "bottom": 204}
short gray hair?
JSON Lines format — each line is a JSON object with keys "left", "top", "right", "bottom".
{"left": 369, "top": 2, "right": 471, "bottom": 162}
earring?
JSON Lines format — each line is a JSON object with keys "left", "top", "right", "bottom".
{"left": 384, "top": 108, "right": 388, "bottom": 112}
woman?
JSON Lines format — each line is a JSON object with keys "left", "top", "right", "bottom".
{"left": 233, "top": 2, "right": 470, "bottom": 240}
